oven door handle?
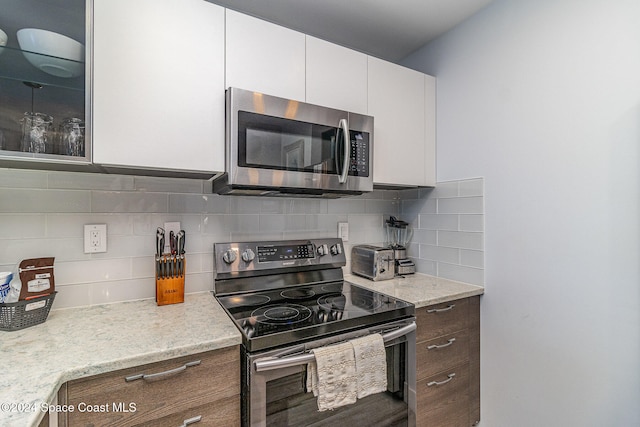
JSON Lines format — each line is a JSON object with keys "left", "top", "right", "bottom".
{"left": 254, "top": 321, "right": 416, "bottom": 372}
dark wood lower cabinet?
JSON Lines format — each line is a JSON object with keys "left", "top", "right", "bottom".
{"left": 59, "top": 346, "right": 240, "bottom": 427}
{"left": 416, "top": 296, "right": 480, "bottom": 426}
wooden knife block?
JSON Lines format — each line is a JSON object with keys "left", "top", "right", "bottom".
{"left": 155, "top": 257, "right": 185, "bottom": 306}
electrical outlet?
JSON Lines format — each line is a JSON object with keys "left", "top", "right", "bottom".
{"left": 84, "top": 224, "right": 107, "bottom": 253}
{"left": 338, "top": 222, "right": 349, "bottom": 242}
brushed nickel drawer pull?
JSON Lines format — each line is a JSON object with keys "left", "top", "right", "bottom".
{"left": 427, "top": 373, "right": 456, "bottom": 387}
{"left": 125, "top": 360, "right": 201, "bottom": 382}
{"left": 427, "top": 304, "right": 455, "bottom": 313}
{"left": 179, "top": 415, "right": 202, "bottom": 426}
{"left": 427, "top": 337, "right": 456, "bottom": 350}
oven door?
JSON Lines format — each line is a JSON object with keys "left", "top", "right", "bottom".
{"left": 225, "top": 87, "right": 373, "bottom": 195}
{"left": 243, "top": 319, "right": 416, "bottom": 427}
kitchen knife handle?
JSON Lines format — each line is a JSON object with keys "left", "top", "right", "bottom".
{"left": 427, "top": 338, "right": 456, "bottom": 350}
{"left": 426, "top": 304, "right": 455, "bottom": 313}
{"left": 179, "top": 416, "right": 202, "bottom": 427}
{"left": 125, "top": 360, "right": 201, "bottom": 382}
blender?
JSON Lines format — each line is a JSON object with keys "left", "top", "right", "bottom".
{"left": 385, "top": 216, "right": 416, "bottom": 275}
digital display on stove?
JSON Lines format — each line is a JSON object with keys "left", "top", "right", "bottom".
{"left": 257, "top": 243, "right": 315, "bottom": 262}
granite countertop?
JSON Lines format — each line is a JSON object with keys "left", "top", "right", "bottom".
{"left": 345, "top": 272, "right": 484, "bottom": 308}
{"left": 0, "top": 292, "right": 242, "bottom": 427}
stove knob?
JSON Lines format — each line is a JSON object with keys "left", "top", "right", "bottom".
{"left": 330, "top": 243, "right": 342, "bottom": 255}
{"left": 222, "top": 249, "right": 237, "bottom": 264}
{"left": 317, "top": 244, "right": 329, "bottom": 256}
{"left": 241, "top": 248, "right": 255, "bottom": 263}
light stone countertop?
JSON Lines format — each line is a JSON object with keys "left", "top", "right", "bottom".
{"left": 345, "top": 273, "right": 484, "bottom": 308}
{"left": 0, "top": 274, "right": 482, "bottom": 426}
{"left": 0, "top": 292, "right": 241, "bottom": 427}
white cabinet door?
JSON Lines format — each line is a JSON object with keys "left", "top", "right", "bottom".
{"left": 368, "top": 56, "right": 429, "bottom": 187}
{"left": 225, "top": 10, "right": 305, "bottom": 101}
{"left": 305, "top": 36, "right": 368, "bottom": 114}
{"left": 93, "top": 0, "right": 225, "bottom": 176}
{"left": 424, "top": 74, "right": 436, "bottom": 186}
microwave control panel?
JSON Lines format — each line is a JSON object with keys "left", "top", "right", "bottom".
{"left": 349, "top": 132, "right": 370, "bottom": 177}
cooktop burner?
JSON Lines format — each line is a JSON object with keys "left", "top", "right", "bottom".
{"left": 280, "top": 288, "right": 315, "bottom": 300}
{"left": 216, "top": 281, "right": 413, "bottom": 351}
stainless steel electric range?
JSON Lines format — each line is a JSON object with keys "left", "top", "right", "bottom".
{"left": 213, "top": 238, "right": 417, "bottom": 427}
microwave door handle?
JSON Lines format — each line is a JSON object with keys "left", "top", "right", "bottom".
{"left": 337, "top": 118, "right": 350, "bottom": 184}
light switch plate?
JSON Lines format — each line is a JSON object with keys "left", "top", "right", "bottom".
{"left": 84, "top": 224, "right": 107, "bottom": 253}
{"left": 338, "top": 222, "right": 349, "bottom": 241}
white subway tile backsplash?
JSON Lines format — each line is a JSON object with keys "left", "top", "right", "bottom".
{"left": 419, "top": 213, "right": 458, "bottom": 231}
{"left": 0, "top": 237, "right": 85, "bottom": 264}
{"left": 420, "top": 244, "right": 460, "bottom": 264}
{"left": 438, "top": 230, "right": 484, "bottom": 250}
{"left": 458, "top": 178, "right": 484, "bottom": 197}
{"left": 0, "top": 188, "right": 91, "bottom": 213}
{"left": 284, "top": 199, "right": 328, "bottom": 214}
{"left": 460, "top": 249, "right": 484, "bottom": 268}
{"left": 47, "top": 214, "right": 134, "bottom": 238}
{"left": 432, "top": 181, "right": 459, "bottom": 198}
{"left": 55, "top": 258, "right": 131, "bottom": 285}
{"left": 412, "top": 229, "right": 437, "bottom": 245}
{"left": 365, "top": 199, "right": 398, "bottom": 214}
{"left": 328, "top": 198, "right": 365, "bottom": 214}
{"left": 260, "top": 198, "right": 286, "bottom": 214}
{"left": 134, "top": 176, "right": 203, "bottom": 193}
{"left": 437, "top": 196, "right": 483, "bottom": 214}
{"left": 438, "top": 262, "right": 484, "bottom": 286}
{"left": 49, "top": 172, "right": 135, "bottom": 191}
{"left": 0, "top": 214, "right": 46, "bottom": 238}
{"left": 459, "top": 214, "right": 484, "bottom": 232}
{"left": 91, "top": 191, "right": 169, "bottom": 213}
{"left": 0, "top": 168, "right": 484, "bottom": 308}
{"left": 400, "top": 177, "right": 484, "bottom": 286}
{"left": 169, "top": 193, "right": 229, "bottom": 214}
{"left": 0, "top": 169, "right": 47, "bottom": 188}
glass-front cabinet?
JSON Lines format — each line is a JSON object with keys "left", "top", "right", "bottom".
{"left": 0, "top": 0, "right": 90, "bottom": 167}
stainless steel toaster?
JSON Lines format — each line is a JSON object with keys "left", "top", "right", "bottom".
{"left": 351, "top": 245, "right": 395, "bottom": 281}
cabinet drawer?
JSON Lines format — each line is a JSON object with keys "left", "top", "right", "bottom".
{"left": 416, "top": 298, "right": 469, "bottom": 342}
{"left": 67, "top": 347, "right": 239, "bottom": 426}
{"left": 417, "top": 329, "right": 469, "bottom": 381}
{"left": 134, "top": 395, "right": 240, "bottom": 427}
{"left": 416, "top": 363, "right": 470, "bottom": 427}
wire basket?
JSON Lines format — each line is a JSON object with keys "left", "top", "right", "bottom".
{"left": 0, "top": 292, "right": 57, "bottom": 331}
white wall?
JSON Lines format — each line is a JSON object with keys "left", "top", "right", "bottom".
{"left": 403, "top": 0, "right": 639, "bottom": 425}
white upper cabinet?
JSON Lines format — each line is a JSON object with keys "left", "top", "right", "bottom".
{"left": 368, "top": 56, "right": 435, "bottom": 187}
{"left": 424, "top": 74, "right": 436, "bottom": 187}
{"left": 92, "top": 0, "right": 225, "bottom": 176}
{"left": 225, "top": 10, "right": 305, "bottom": 102}
{"left": 305, "top": 36, "right": 368, "bottom": 114}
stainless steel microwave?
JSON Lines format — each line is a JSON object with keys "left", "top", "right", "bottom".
{"left": 212, "top": 88, "right": 374, "bottom": 197}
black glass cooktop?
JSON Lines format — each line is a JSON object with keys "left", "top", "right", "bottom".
{"left": 216, "top": 281, "right": 414, "bottom": 352}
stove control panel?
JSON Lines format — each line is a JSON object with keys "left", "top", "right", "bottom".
{"left": 214, "top": 238, "right": 346, "bottom": 277}
{"left": 257, "top": 242, "right": 314, "bottom": 262}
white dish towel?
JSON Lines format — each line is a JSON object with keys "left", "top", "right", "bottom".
{"left": 306, "top": 341, "right": 357, "bottom": 411}
{"left": 351, "top": 333, "right": 388, "bottom": 398}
